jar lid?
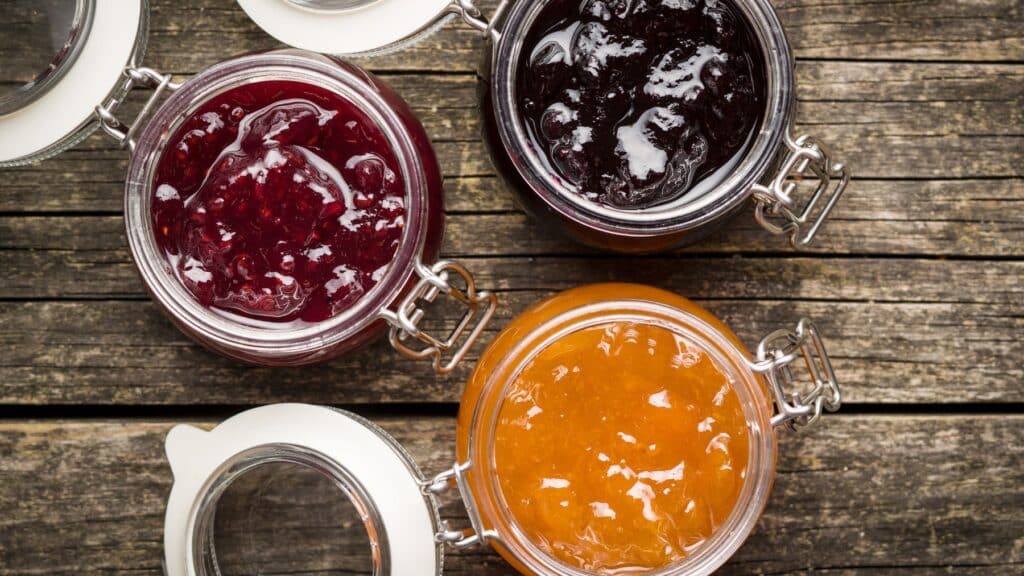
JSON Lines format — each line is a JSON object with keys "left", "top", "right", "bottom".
{"left": 163, "top": 404, "right": 442, "bottom": 575}
{"left": 0, "top": 0, "right": 147, "bottom": 166}
{"left": 235, "top": 0, "right": 453, "bottom": 56}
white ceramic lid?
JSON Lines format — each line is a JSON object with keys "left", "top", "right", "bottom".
{"left": 235, "top": 0, "right": 453, "bottom": 55}
{"left": 0, "top": 0, "right": 147, "bottom": 167}
{"left": 163, "top": 404, "right": 441, "bottom": 576}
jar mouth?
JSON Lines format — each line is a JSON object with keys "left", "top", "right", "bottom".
{"left": 125, "top": 51, "right": 430, "bottom": 360}
{"left": 491, "top": 0, "right": 794, "bottom": 237}
{"left": 465, "top": 300, "right": 777, "bottom": 575}
{"left": 187, "top": 443, "right": 390, "bottom": 576}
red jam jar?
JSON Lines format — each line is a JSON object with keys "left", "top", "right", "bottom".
{"left": 125, "top": 50, "right": 496, "bottom": 367}
{"left": 0, "top": 4, "right": 497, "bottom": 369}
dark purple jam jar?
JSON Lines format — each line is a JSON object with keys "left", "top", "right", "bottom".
{"left": 479, "top": 0, "right": 850, "bottom": 253}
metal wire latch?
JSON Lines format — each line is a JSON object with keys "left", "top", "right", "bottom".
{"left": 449, "top": 0, "right": 510, "bottom": 42}
{"left": 95, "top": 67, "right": 180, "bottom": 152}
{"left": 753, "top": 133, "right": 850, "bottom": 249}
{"left": 422, "top": 460, "right": 496, "bottom": 548}
{"left": 382, "top": 260, "right": 497, "bottom": 375}
{"left": 750, "top": 319, "right": 841, "bottom": 431}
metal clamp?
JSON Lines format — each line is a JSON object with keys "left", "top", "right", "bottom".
{"left": 750, "top": 319, "right": 841, "bottom": 432}
{"left": 381, "top": 260, "right": 497, "bottom": 376}
{"left": 422, "top": 460, "right": 496, "bottom": 549}
{"left": 95, "top": 67, "right": 180, "bottom": 153}
{"left": 753, "top": 133, "right": 850, "bottom": 249}
{"left": 448, "top": 0, "right": 510, "bottom": 43}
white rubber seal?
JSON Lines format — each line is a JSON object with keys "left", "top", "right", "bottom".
{"left": 163, "top": 404, "right": 440, "bottom": 576}
{"left": 235, "top": 0, "right": 451, "bottom": 55}
{"left": 0, "top": 1, "right": 144, "bottom": 165}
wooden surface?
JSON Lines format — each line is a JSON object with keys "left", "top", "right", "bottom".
{"left": 0, "top": 0, "right": 1022, "bottom": 574}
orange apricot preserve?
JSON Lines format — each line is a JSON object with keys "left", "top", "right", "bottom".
{"left": 456, "top": 284, "right": 839, "bottom": 575}
{"left": 494, "top": 319, "right": 749, "bottom": 571}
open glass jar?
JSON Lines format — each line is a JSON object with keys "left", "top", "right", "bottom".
{"left": 162, "top": 284, "right": 842, "bottom": 575}
{"left": 0, "top": 1, "right": 497, "bottom": 369}
{"left": 478, "top": 0, "right": 851, "bottom": 252}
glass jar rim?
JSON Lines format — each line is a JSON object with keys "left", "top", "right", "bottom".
{"left": 187, "top": 443, "right": 391, "bottom": 575}
{"left": 124, "top": 50, "right": 433, "bottom": 360}
{"left": 0, "top": 0, "right": 97, "bottom": 116}
{"left": 489, "top": 0, "right": 795, "bottom": 238}
{"left": 462, "top": 298, "right": 778, "bottom": 575}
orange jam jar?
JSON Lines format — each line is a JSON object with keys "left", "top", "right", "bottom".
{"left": 452, "top": 283, "right": 841, "bottom": 575}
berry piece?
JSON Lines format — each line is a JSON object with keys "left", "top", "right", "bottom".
{"left": 572, "top": 22, "right": 647, "bottom": 83}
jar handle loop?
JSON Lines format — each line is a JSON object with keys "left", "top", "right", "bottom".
{"left": 422, "top": 461, "right": 497, "bottom": 548}
{"left": 749, "top": 319, "right": 841, "bottom": 432}
{"left": 382, "top": 259, "right": 498, "bottom": 375}
{"left": 752, "top": 133, "right": 850, "bottom": 248}
{"left": 448, "top": 0, "right": 511, "bottom": 43}
{"left": 95, "top": 67, "right": 180, "bottom": 153}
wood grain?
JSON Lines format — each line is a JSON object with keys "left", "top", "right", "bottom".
{"left": 3, "top": 177, "right": 1022, "bottom": 258}
{"left": 1, "top": 291, "right": 1020, "bottom": 405}
{"left": 0, "top": 415, "right": 1020, "bottom": 575}
{"left": 2, "top": 62, "right": 1022, "bottom": 213}
{"left": 136, "top": 0, "right": 1024, "bottom": 76}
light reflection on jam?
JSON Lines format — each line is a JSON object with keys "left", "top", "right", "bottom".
{"left": 494, "top": 321, "right": 749, "bottom": 572}
{"left": 152, "top": 81, "right": 406, "bottom": 323}
{"left": 517, "top": 0, "right": 766, "bottom": 208}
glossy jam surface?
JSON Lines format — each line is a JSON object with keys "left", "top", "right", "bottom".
{"left": 494, "top": 320, "right": 749, "bottom": 572}
{"left": 152, "top": 81, "right": 406, "bottom": 323}
{"left": 517, "top": 0, "right": 766, "bottom": 209}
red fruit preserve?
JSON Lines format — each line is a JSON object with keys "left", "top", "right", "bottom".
{"left": 517, "top": 0, "right": 766, "bottom": 208}
{"left": 152, "top": 81, "right": 407, "bottom": 323}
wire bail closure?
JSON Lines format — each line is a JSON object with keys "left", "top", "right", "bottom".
{"left": 449, "top": 0, "right": 510, "bottom": 43}
{"left": 750, "top": 318, "right": 841, "bottom": 431}
{"left": 382, "top": 259, "right": 498, "bottom": 375}
{"left": 422, "top": 460, "right": 497, "bottom": 549}
{"left": 95, "top": 66, "right": 180, "bottom": 153}
{"left": 753, "top": 132, "right": 850, "bottom": 249}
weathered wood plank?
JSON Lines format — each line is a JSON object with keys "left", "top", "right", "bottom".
{"left": 0, "top": 415, "right": 1020, "bottom": 575}
{"left": 4, "top": 168, "right": 1023, "bottom": 258}
{"left": 2, "top": 61, "right": 1021, "bottom": 213}
{"left": 0, "top": 293, "right": 1020, "bottom": 405}
{"left": 2, "top": 175, "right": 1022, "bottom": 279}
{"left": 138, "top": 0, "right": 1023, "bottom": 76}
{"left": 2, "top": 249, "right": 1021, "bottom": 305}
{"left": 774, "top": 0, "right": 1024, "bottom": 62}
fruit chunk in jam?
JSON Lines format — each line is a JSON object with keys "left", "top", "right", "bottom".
{"left": 494, "top": 320, "right": 749, "bottom": 571}
{"left": 518, "top": 0, "right": 766, "bottom": 208}
{"left": 152, "top": 81, "right": 406, "bottom": 323}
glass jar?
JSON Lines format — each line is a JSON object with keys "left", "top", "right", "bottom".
{"left": 0, "top": 1, "right": 497, "bottom": 370}
{"left": 476, "top": 0, "right": 851, "bottom": 253}
{"left": 162, "top": 284, "right": 842, "bottom": 575}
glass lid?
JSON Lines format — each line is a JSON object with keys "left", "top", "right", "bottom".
{"left": 0, "top": 0, "right": 146, "bottom": 167}
{"left": 235, "top": 0, "right": 453, "bottom": 56}
{"left": 163, "top": 404, "right": 443, "bottom": 576}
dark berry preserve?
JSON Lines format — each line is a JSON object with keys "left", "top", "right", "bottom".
{"left": 152, "top": 80, "right": 407, "bottom": 324}
{"left": 517, "top": 0, "right": 766, "bottom": 209}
